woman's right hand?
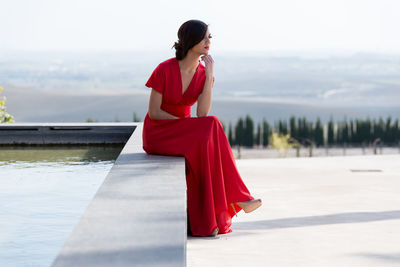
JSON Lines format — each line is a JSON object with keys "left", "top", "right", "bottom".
{"left": 200, "top": 54, "right": 214, "bottom": 79}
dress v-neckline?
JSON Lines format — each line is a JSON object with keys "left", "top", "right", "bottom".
{"left": 176, "top": 58, "right": 200, "bottom": 97}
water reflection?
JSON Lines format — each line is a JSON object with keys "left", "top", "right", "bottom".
{"left": 0, "top": 144, "right": 124, "bottom": 165}
{"left": 0, "top": 144, "right": 125, "bottom": 267}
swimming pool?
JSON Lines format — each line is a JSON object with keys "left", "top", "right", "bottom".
{"left": 0, "top": 145, "right": 124, "bottom": 267}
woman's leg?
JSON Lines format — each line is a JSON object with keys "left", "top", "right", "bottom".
{"left": 143, "top": 115, "right": 254, "bottom": 236}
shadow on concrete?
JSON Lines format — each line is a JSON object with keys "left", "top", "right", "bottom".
{"left": 115, "top": 153, "right": 184, "bottom": 164}
{"left": 348, "top": 252, "right": 400, "bottom": 263}
{"left": 53, "top": 245, "right": 183, "bottom": 266}
{"left": 233, "top": 210, "right": 400, "bottom": 230}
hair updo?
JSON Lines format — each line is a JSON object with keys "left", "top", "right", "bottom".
{"left": 172, "top": 19, "right": 209, "bottom": 60}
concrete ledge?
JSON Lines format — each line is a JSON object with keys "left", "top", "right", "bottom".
{"left": 0, "top": 123, "right": 136, "bottom": 145}
{"left": 50, "top": 122, "right": 187, "bottom": 267}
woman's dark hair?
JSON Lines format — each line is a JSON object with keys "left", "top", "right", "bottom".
{"left": 172, "top": 20, "right": 209, "bottom": 60}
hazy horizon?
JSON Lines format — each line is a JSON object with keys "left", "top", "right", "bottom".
{"left": 2, "top": 50, "right": 399, "bottom": 124}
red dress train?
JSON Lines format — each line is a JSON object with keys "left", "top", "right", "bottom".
{"left": 142, "top": 57, "right": 254, "bottom": 236}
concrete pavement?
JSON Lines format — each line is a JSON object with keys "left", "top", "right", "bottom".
{"left": 188, "top": 154, "right": 400, "bottom": 267}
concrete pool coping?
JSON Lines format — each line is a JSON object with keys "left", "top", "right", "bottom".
{"left": 49, "top": 123, "right": 187, "bottom": 267}
{"left": 0, "top": 123, "right": 136, "bottom": 145}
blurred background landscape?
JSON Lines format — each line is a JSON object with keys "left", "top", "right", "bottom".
{"left": 2, "top": 50, "right": 399, "bottom": 125}
{"left": 1, "top": 0, "right": 399, "bottom": 152}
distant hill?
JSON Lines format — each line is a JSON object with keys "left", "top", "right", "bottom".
{"left": 4, "top": 85, "right": 400, "bottom": 126}
{"left": 1, "top": 51, "right": 399, "bottom": 124}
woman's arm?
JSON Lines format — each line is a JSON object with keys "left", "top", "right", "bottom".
{"left": 196, "top": 76, "right": 213, "bottom": 117}
{"left": 148, "top": 89, "right": 179, "bottom": 120}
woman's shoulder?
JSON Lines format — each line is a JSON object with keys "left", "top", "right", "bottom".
{"left": 156, "top": 57, "right": 177, "bottom": 70}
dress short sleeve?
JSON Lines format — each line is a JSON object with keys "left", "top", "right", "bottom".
{"left": 145, "top": 64, "right": 165, "bottom": 94}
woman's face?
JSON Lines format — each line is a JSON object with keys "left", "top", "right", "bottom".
{"left": 191, "top": 28, "right": 212, "bottom": 56}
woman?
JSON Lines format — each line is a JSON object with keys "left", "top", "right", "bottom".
{"left": 142, "top": 19, "right": 262, "bottom": 237}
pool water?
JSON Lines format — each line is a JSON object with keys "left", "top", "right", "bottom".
{"left": 0, "top": 145, "right": 124, "bottom": 267}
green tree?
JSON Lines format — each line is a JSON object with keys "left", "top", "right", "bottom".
{"left": 255, "top": 122, "right": 261, "bottom": 146}
{"left": 289, "top": 115, "right": 297, "bottom": 139}
{"left": 0, "top": 86, "right": 15, "bottom": 123}
{"left": 278, "top": 119, "right": 288, "bottom": 135}
{"left": 350, "top": 119, "right": 356, "bottom": 144}
{"left": 235, "top": 117, "right": 245, "bottom": 146}
{"left": 133, "top": 112, "right": 141, "bottom": 122}
{"left": 385, "top": 116, "right": 393, "bottom": 144}
{"left": 356, "top": 118, "right": 369, "bottom": 145}
{"left": 314, "top": 117, "right": 324, "bottom": 147}
{"left": 304, "top": 118, "right": 312, "bottom": 142}
{"left": 297, "top": 117, "right": 309, "bottom": 140}
{"left": 86, "top": 118, "right": 99, "bottom": 122}
{"left": 270, "top": 132, "right": 296, "bottom": 157}
{"left": 337, "top": 120, "right": 344, "bottom": 144}
{"left": 342, "top": 116, "right": 350, "bottom": 144}
{"left": 375, "top": 117, "right": 385, "bottom": 144}
{"left": 228, "top": 122, "right": 234, "bottom": 146}
{"left": 243, "top": 114, "right": 254, "bottom": 147}
{"left": 394, "top": 119, "right": 400, "bottom": 144}
{"left": 328, "top": 115, "right": 334, "bottom": 145}
{"left": 262, "top": 118, "right": 270, "bottom": 147}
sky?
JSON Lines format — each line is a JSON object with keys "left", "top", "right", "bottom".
{"left": 1, "top": 0, "right": 400, "bottom": 54}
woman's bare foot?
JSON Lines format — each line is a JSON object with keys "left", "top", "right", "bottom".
{"left": 236, "top": 198, "right": 262, "bottom": 213}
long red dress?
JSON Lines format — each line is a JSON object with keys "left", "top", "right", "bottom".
{"left": 142, "top": 57, "right": 254, "bottom": 236}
